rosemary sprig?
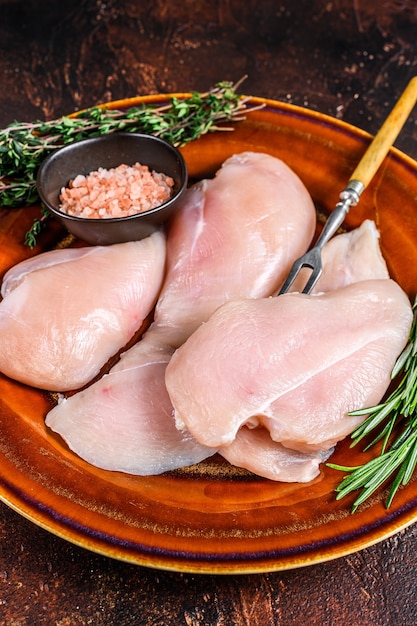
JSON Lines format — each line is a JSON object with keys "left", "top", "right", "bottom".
{"left": 328, "top": 295, "right": 417, "bottom": 511}
{"left": 0, "top": 79, "right": 259, "bottom": 246}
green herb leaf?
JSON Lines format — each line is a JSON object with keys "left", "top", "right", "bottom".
{"left": 24, "top": 207, "right": 50, "bottom": 249}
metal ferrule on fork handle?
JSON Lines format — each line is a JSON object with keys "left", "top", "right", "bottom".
{"left": 315, "top": 178, "right": 364, "bottom": 252}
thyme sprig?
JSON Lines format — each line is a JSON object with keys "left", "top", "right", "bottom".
{"left": 0, "top": 79, "right": 259, "bottom": 246}
{"left": 328, "top": 295, "right": 417, "bottom": 511}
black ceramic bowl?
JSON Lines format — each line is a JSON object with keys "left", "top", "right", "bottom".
{"left": 36, "top": 132, "right": 188, "bottom": 245}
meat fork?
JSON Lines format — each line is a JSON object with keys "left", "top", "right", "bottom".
{"left": 279, "top": 76, "right": 417, "bottom": 295}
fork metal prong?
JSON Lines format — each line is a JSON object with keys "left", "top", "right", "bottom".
{"left": 299, "top": 246, "right": 324, "bottom": 294}
{"left": 301, "top": 264, "right": 323, "bottom": 294}
{"left": 278, "top": 247, "right": 324, "bottom": 295}
{"left": 277, "top": 257, "right": 306, "bottom": 295}
{"left": 278, "top": 186, "right": 357, "bottom": 296}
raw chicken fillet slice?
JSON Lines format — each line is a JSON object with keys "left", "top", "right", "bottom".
{"left": 166, "top": 280, "right": 412, "bottom": 461}
{"left": 219, "top": 426, "right": 333, "bottom": 483}
{"left": 46, "top": 336, "right": 215, "bottom": 474}
{"left": 0, "top": 232, "right": 166, "bottom": 390}
{"left": 150, "top": 151, "right": 316, "bottom": 347}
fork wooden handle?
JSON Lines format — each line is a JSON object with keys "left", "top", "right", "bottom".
{"left": 349, "top": 76, "right": 417, "bottom": 189}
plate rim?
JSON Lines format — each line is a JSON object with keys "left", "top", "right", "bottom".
{"left": 1, "top": 92, "right": 417, "bottom": 574}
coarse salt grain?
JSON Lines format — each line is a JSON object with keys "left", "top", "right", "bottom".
{"left": 59, "top": 162, "right": 175, "bottom": 219}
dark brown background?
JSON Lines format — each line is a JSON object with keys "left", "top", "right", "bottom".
{"left": 1, "top": 1, "right": 417, "bottom": 624}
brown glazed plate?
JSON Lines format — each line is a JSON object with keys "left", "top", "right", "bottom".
{"left": 1, "top": 94, "right": 417, "bottom": 574}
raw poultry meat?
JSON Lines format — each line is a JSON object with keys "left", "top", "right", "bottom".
{"left": 46, "top": 336, "right": 215, "bottom": 474}
{"left": 45, "top": 151, "right": 315, "bottom": 473}
{"left": 219, "top": 426, "right": 332, "bottom": 483}
{"left": 149, "top": 151, "right": 317, "bottom": 347}
{"left": 166, "top": 280, "right": 412, "bottom": 471}
{"left": 0, "top": 231, "right": 166, "bottom": 391}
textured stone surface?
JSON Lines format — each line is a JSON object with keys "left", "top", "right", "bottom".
{"left": 1, "top": 1, "right": 417, "bottom": 624}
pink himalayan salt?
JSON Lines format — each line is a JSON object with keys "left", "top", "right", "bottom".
{"left": 59, "top": 162, "right": 175, "bottom": 219}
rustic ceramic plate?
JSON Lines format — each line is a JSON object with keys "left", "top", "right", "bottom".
{"left": 1, "top": 95, "right": 417, "bottom": 574}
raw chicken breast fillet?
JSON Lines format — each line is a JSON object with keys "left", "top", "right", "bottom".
{"left": 150, "top": 151, "right": 316, "bottom": 347}
{"left": 0, "top": 232, "right": 166, "bottom": 390}
{"left": 46, "top": 333, "right": 216, "bottom": 474}
{"left": 219, "top": 426, "right": 333, "bottom": 483}
{"left": 166, "top": 280, "right": 412, "bottom": 455}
